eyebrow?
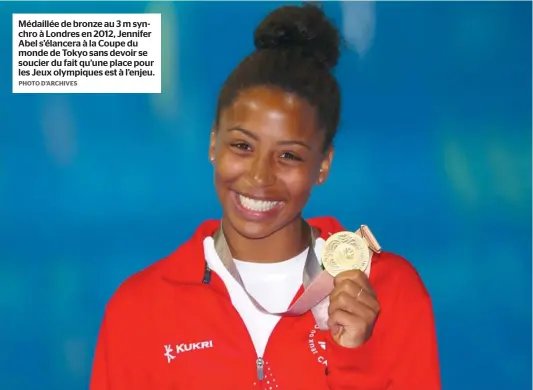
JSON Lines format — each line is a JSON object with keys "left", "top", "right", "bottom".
{"left": 227, "top": 126, "right": 311, "bottom": 150}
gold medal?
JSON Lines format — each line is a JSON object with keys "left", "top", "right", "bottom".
{"left": 321, "top": 231, "right": 370, "bottom": 277}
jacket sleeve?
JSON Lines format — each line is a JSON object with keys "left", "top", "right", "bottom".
{"left": 90, "top": 296, "right": 137, "bottom": 390}
{"left": 325, "top": 269, "right": 441, "bottom": 389}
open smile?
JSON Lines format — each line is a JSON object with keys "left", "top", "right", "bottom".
{"left": 231, "top": 191, "right": 284, "bottom": 218}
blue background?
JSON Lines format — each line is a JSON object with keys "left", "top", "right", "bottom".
{"left": 0, "top": 1, "right": 531, "bottom": 389}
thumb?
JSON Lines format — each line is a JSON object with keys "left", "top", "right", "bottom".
{"left": 327, "top": 318, "right": 341, "bottom": 336}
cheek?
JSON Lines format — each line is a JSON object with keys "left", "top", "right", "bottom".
{"left": 279, "top": 170, "right": 315, "bottom": 200}
{"left": 214, "top": 151, "right": 246, "bottom": 184}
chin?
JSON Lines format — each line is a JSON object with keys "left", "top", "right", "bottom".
{"left": 226, "top": 213, "right": 280, "bottom": 240}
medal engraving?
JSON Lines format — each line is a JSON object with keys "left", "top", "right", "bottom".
{"left": 321, "top": 231, "right": 370, "bottom": 277}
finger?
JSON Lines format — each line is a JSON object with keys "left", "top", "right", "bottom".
{"left": 330, "top": 280, "right": 380, "bottom": 313}
{"left": 356, "top": 289, "right": 380, "bottom": 313}
{"left": 327, "top": 308, "right": 367, "bottom": 330}
{"left": 334, "top": 270, "right": 376, "bottom": 297}
{"left": 328, "top": 291, "right": 377, "bottom": 320}
{"left": 329, "top": 322, "right": 341, "bottom": 336}
{"left": 331, "top": 278, "right": 361, "bottom": 298}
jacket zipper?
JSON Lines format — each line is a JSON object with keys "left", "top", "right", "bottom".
{"left": 256, "top": 357, "right": 265, "bottom": 381}
{"left": 208, "top": 274, "right": 289, "bottom": 386}
{"left": 208, "top": 281, "right": 269, "bottom": 385}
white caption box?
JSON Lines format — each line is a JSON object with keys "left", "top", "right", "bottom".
{"left": 12, "top": 13, "right": 161, "bottom": 94}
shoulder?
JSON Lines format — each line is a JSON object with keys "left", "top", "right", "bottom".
{"left": 103, "top": 258, "right": 170, "bottom": 323}
{"left": 370, "top": 251, "right": 431, "bottom": 302}
{"left": 102, "top": 220, "right": 217, "bottom": 321}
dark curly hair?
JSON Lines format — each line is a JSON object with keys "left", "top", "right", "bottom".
{"left": 215, "top": 3, "right": 342, "bottom": 151}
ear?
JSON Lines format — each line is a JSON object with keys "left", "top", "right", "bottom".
{"left": 316, "top": 146, "right": 334, "bottom": 185}
{"left": 208, "top": 125, "right": 216, "bottom": 163}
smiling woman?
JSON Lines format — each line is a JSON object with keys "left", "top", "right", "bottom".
{"left": 90, "top": 4, "right": 441, "bottom": 390}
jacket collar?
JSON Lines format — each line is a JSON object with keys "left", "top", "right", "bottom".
{"left": 159, "top": 216, "right": 350, "bottom": 284}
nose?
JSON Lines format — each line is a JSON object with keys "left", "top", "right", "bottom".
{"left": 248, "top": 153, "right": 276, "bottom": 187}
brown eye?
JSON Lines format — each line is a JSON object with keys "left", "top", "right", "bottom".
{"left": 231, "top": 142, "right": 252, "bottom": 151}
{"left": 280, "top": 152, "right": 302, "bottom": 161}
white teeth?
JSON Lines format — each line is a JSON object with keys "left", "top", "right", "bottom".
{"left": 238, "top": 194, "right": 279, "bottom": 212}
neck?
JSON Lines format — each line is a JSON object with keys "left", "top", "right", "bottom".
{"left": 221, "top": 216, "right": 310, "bottom": 263}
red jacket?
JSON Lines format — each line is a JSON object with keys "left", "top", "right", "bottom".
{"left": 90, "top": 217, "right": 440, "bottom": 390}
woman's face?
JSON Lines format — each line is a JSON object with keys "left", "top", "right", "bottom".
{"left": 210, "top": 86, "right": 333, "bottom": 239}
